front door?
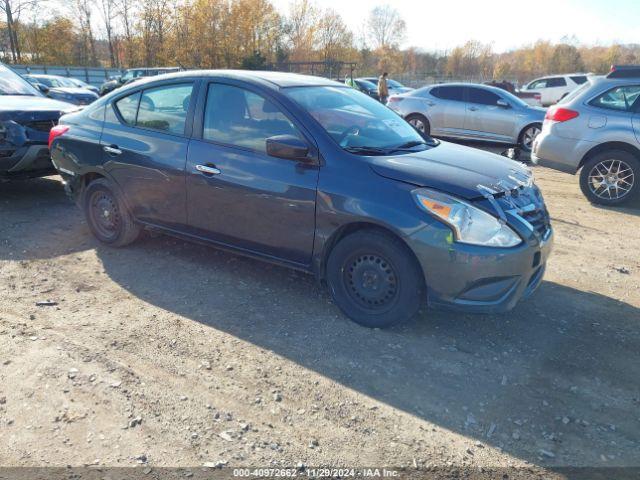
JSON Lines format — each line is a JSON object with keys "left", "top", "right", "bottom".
{"left": 101, "top": 82, "right": 195, "bottom": 228}
{"left": 464, "top": 87, "right": 516, "bottom": 142}
{"left": 186, "top": 81, "right": 319, "bottom": 266}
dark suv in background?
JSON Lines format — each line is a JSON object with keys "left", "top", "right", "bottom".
{"left": 50, "top": 71, "right": 552, "bottom": 328}
{"left": 0, "top": 63, "right": 76, "bottom": 179}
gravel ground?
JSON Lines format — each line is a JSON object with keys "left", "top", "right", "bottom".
{"left": 0, "top": 156, "right": 639, "bottom": 474}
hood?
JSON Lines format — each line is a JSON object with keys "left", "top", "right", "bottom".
{"left": 369, "top": 141, "right": 532, "bottom": 200}
{"left": 0, "top": 95, "right": 76, "bottom": 115}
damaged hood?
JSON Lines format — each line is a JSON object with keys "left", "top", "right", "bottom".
{"left": 0, "top": 95, "right": 75, "bottom": 118}
{"left": 369, "top": 141, "right": 532, "bottom": 200}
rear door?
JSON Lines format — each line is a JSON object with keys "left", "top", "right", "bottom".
{"left": 464, "top": 86, "right": 515, "bottom": 142}
{"left": 427, "top": 85, "right": 467, "bottom": 136}
{"left": 185, "top": 80, "right": 319, "bottom": 266}
{"left": 100, "top": 81, "right": 196, "bottom": 229}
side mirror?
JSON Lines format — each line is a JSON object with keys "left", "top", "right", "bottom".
{"left": 37, "top": 83, "right": 49, "bottom": 94}
{"left": 266, "top": 135, "right": 310, "bottom": 161}
{"left": 496, "top": 99, "right": 511, "bottom": 109}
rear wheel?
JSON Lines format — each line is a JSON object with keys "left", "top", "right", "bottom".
{"left": 326, "top": 230, "right": 424, "bottom": 328}
{"left": 83, "top": 178, "right": 142, "bottom": 246}
{"left": 519, "top": 123, "right": 541, "bottom": 152}
{"left": 579, "top": 150, "right": 638, "bottom": 206}
{"left": 406, "top": 114, "right": 430, "bottom": 136}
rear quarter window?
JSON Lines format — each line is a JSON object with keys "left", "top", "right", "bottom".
{"left": 589, "top": 85, "right": 640, "bottom": 112}
{"left": 114, "top": 92, "right": 141, "bottom": 125}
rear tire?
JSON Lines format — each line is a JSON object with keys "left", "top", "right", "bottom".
{"left": 579, "top": 150, "right": 638, "bottom": 206}
{"left": 406, "top": 114, "right": 430, "bottom": 136}
{"left": 518, "top": 123, "right": 541, "bottom": 152}
{"left": 83, "top": 178, "right": 142, "bottom": 247}
{"left": 326, "top": 230, "right": 424, "bottom": 328}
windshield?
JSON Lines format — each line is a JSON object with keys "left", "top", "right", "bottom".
{"left": 558, "top": 82, "right": 591, "bottom": 104}
{"left": 285, "top": 86, "right": 432, "bottom": 154}
{"left": 0, "top": 65, "right": 40, "bottom": 96}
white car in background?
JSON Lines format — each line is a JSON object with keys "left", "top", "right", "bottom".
{"left": 521, "top": 74, "right": 591, "bottom": 106}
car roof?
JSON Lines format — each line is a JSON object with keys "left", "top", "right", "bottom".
{"left": 124, "top": 70, "right": 343, "bottom": 90}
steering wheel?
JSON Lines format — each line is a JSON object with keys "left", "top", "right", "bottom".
{"left": 338, "top": 121, "right": 377, "bottom": 145}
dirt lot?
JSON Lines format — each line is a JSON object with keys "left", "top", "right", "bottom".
{"left": 1, "top": 158, "right": 639, "bottom": 474}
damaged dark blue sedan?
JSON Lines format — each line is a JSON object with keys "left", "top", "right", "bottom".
{"left": 49, "top": 71, "right": 553, "bottom": 328}
{"left": 0, "top": 63, "right": 76, "bottom": 179}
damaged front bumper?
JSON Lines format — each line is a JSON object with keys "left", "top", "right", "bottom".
{"left": 0, "top": 119, "right": 56, "bottom": 178}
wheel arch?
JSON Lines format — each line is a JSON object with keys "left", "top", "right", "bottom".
{"left": 578, "top": 141, "right": 640, "bottom": 170}
{"left": 518, "top": 121, "right": 542, "bottom": 141}
{"left": 317, "top": 221, "right": 426, "bottom": 289}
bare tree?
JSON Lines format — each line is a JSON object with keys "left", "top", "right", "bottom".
{"left": 99, "top": 0, "right": 117, "bottom": 67}
{"left": 0, "top": 0, "right": 41, "bottom": 62}
{"left": 75, "top": 0, "right": 98, "bottom": 65}
{"left": 367, "top": 4, "right": 405, "bottom": 50}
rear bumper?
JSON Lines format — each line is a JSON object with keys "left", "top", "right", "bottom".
{"left": 531, "top": 129, "right": 594, "bottom": 174}
{"left": 407, "top": 225, "right": 553, "bottom": 314}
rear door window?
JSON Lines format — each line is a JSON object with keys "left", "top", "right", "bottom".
{"left": 136, "top": 83, "right": 193, "bottom": 135}
{"left": 547, "top": 77, "right": 567, "bottom": 87}
{"left": 570, "top": 75, "right": 588, "bottom": 85}
{"left": 589, "top": 85, "right": 640, "bottom": 112}
{"left": 430, "top": 86, "right": 465, "bottom": 102}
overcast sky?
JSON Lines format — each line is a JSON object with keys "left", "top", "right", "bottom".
{"left": 270, "top": 0, "right": 640, "bottom": 52}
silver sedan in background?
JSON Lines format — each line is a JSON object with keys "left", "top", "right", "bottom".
{"left": 387, "top": 83, "right": 546, "bottom": 152}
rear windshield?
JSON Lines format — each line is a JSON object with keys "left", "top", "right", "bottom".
{"left": 558, "top": 82, "right": 590, "bottom": 104}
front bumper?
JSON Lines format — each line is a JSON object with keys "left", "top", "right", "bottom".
{"left": 407, "top": 224, "right": 553, "bottom": 313}
{"left": 0, "top": 144, "right": 54, "bottom": 178}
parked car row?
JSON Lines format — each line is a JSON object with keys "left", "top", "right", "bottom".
{"left": 24, "top": 74, "right": 99, "bottom": 105}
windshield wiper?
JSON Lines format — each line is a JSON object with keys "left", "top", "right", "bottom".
{"left": 344, "top": 146, "right": 389, "bottom": 155}
{"left": 391, "top": 138, "right": 439, "bottom": 150}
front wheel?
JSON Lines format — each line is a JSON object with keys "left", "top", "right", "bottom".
{"left": 326, "top": 230, "right": 424, "bottom": 328}
{"left": 579, "top": 150, "right": 638, "bottom": 206}
{"left": 519, "top": 123, "right": 541, "bottom": 152}
{"left": 83, "top": 178, "right": 142, "bottom": 247}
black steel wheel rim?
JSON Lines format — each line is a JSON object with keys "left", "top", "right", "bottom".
{"left": 343, "top": 253, "right": 399, "bottom": 311}
{"left": 89, "top": 190, "right": 121, "bottom": 241}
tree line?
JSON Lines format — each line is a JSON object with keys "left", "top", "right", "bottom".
{"left": 1, "top": 0, "right": 638, "bottom": 82}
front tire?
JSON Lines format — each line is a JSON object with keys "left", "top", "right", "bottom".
{"left": 519, "top": 123, "right": 541, "bottom": 152}
{"left": 83, "top": 178, "right": 142, "bottom": 247}
{"left": 406, "top": 113, "right": 430, "bottom": 136}
{"left": 326, "top": 230, "right": 424, "bottom": 328}
{"left": 579, "top": 150, "right": 638, "bottom": 206}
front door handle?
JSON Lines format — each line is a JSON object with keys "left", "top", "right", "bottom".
{"left": 468, "top": 106, "right": 479, "bottom": 111}
{"left": 195, "top": 164, "right": 221, "bottom": 176}
{"left": 103, "top": 145, "right": 122, "bottom": 155}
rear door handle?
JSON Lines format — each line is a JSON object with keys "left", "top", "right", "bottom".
{"left": 468, "top": 106, "right": 479, "bottom": 111}
{"left": 103, "top": 145, "right": 122, "bottom": 155}
{"left": 195, "top": 164, "right": 221, "bottom": 176}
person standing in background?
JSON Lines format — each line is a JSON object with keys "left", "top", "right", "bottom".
{"left": 378, "top": 72, "right": 389, "bottom": 104}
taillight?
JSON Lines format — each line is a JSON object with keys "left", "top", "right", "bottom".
{"left": 48, "top": 125, "right": 69, "bottom": 149}
{"left": 388, "top": 96, "right": 403, "bottom": 103}
{"left": 545, "top": 107, "right": 579, "bottom": 122}
{"left": 534, "top": 93, "right": 541, "bottom": 100}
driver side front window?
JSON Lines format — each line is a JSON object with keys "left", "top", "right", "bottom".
{"left": 203, "top": 83, "right": 302, "bottom": 152}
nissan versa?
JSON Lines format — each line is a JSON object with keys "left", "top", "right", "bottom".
{"left": 49, "top": 71, "right": 553, "bottom": 328}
